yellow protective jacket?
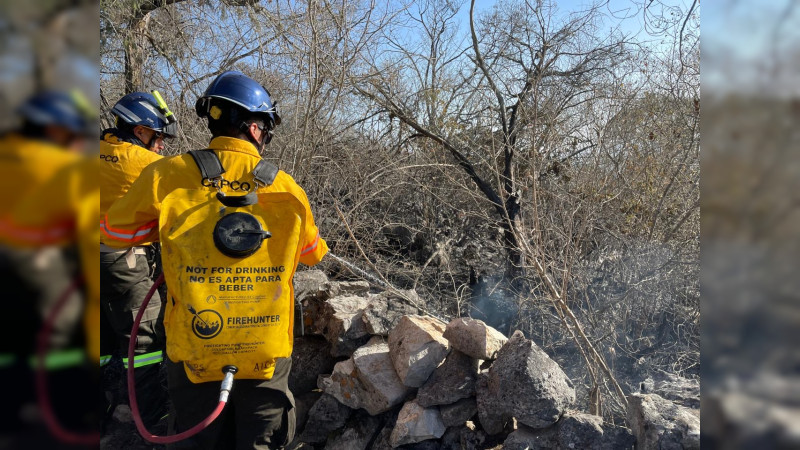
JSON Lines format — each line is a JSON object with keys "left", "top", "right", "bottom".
{"left": 102, "top": 136, "right": 327, "bottom": 264}
{"left": 0, "top": 156, "right": 100, "bottom": 365}
{"left": 0, "top": 133, "right": 81, "bottom": 219}
{"left": 4, "top": 156, "right": 98, "bottom": 247}
{"left": 99, "top": 131, "right": 162, "bottom": 244}
{"left": 102, "top": 137, "right": 328, "bottom": 382}
{"left": 0, "top": 134, "right": 98, "bottom": 366}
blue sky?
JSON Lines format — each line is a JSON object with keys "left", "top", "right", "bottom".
{"left": 703, "top": 0, "right": 798, "bottom": 59}
{"left": 451, "top": 0, "right": 692, "bottom": 42}
{"left": 703, "top": 0, "right": 800, "bottom": 96}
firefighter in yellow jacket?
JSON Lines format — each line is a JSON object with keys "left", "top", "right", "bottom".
{"left": 4, "top": 155, "right": 101, "bottom": 444}
{"left": 100, "top": 91, "right": 176, "bottom": 430}
{"left": 0, "top": 91, "right": 96, "bottom": 439}
{"left": 103, "top": 71, "right": 327, "bottom": 449}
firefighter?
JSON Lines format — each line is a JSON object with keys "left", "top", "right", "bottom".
{"left": 0, "top": 90, "right": 96, "bottom": 438}
{"left": 102, "top": 71, "right": 328, "bottom": 449}
{"left": 100, "top": 91, "right": 177, "bottom": 429}
{"left": 0, "top": 91, "right": 88, "bottom": 216}
{"left": 5, "top": 155, "right": 102, "bottom": 446}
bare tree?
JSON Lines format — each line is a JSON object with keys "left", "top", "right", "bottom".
{"left": 355, "top": 0, "right": 630, "bottom": 278}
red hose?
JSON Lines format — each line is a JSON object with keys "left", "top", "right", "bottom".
{"left": 127, "top": 272, "right": 230, "bottom": 444}
{"left": 35, "top": 277, "right": 100, "bottom": 447}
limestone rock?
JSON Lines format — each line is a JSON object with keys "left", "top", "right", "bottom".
{"left": 486, "top": 330, "right": 575, "bottom": 429}
{"left": 290, "top": 335, "right": 335, "bottom": 394}
{"left": 443, "top": 317, "right": 507, "bottom": 360}
{"left": 299, "top": 393, "right": 353, "bottom": 444}
{"left": 329, "top": 280, "right": 371, "bottom": 298}
{"left": 352, "top": 336, "right": 412, "bottom": 415}
{"left": 417, "top": 350, "right": 478, "bottom": 407}
{"left": 703, "top": 389, "right": 800, "bottom": 448}
{"left": 318, "top": 358, "right": 368, "bottom": 411}
{"left": 639, "top": 371, "right": 700, "bottom": 409}
{"left": 390, "top": 399, "right": 446, "bottom": 447}
{"left": 439, "top": 398, "right": 478, "bottom": 428}
{"left": 389, "top": 315, "right": 450, "bottom": 388}
{"left": 320, "top": 295, "right": 372, "bottom": 357}
{"left": 318, "top": 337, "right": 411, "bottom": 415}
{"left": 362, "top": 291, "right": 422, "bottom": 336}
{"left": 294, "top": 270, "right": 332, "bottom": 337}
{"left": 627, "top": 393, "right": 700, "bottom": 450}
{"left": 293, "top": 269, "right": 330, "bottom": 303}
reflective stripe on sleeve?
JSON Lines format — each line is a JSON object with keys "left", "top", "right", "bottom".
{"left": 101, "top": 215, "right": 157, "bottom": 243}
{"left": 0, "top": 218, "right": 73, "bottom": 245}
{"left": 300, "top": 232, "right": 320, "bottom": 256}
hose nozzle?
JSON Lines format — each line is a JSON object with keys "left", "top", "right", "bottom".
{"left": 219, "top": 365, "right": 238, "bottom": 403}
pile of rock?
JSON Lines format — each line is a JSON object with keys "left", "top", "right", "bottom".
{"left": 627, "top": 371, "right": 700, "bottom": 449}
{"left": 290, "top": 270, "right": 697, "bottom": 449}
{"left": 626, "top": 393, "right": 699, "bottom": 450}
{"left": 702, "top": 372, "right": 800, "bottom": 448}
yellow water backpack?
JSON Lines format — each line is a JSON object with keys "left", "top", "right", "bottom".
{"left": 160, "top": 150, "right": 305, "bottom": 383}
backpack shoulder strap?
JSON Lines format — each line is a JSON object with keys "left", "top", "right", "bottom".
{"left": 189, "top": 149, "right": 278, "bottom": 187}
{"left": 188, "top": 149, "right": 226, "bottom": 181}
{"left": 252, "top": 160, "right": 279, "bottom": 187}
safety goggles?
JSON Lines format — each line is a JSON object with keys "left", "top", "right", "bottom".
{"left": 153, "top": 131, "right": 173, "bottom": 140}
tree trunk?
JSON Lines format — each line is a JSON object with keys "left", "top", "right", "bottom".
{"left": 124, "top": 15, "right": 149, "bottom": 93}
{"left": 502, "top": 194, "right": 523, "bottom": 280}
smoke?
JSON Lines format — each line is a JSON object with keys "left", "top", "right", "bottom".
{"left": 467, "top": 274, "right": 519, "bottom": 337}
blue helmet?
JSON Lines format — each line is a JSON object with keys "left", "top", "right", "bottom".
{"left": 17, "top": 90, "right": 95, "bottom": 135}
{"left": 111, "top": 91, "right": 177, "bottom": 138}
{"left": 195, "top": 71, "right": 281, "bottom": 127}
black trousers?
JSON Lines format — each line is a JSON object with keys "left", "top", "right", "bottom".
{"left": 100, "top": 248, "right": 169, "bottom": 427}
{"left": 0, "top": 247, "right": 97, "bottom": 442}
{"left": 166, "top": 357, "right": 296, "bottom": 450}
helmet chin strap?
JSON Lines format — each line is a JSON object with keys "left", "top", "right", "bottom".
{"left": 144, "top": 135, "right": 157, "bottom": 151}
{"left": 257, "top": 130, "right": 273, "bottom": 155}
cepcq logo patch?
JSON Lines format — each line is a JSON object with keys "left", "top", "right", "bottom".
{"left": 202, "top": 178, "right": 251, "bottom": 192}
{"left": 189, "top": 307, "right": 223, "bottom": 339}
{"left": 100, "top": 154, "right": 119, "bottom": 163}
